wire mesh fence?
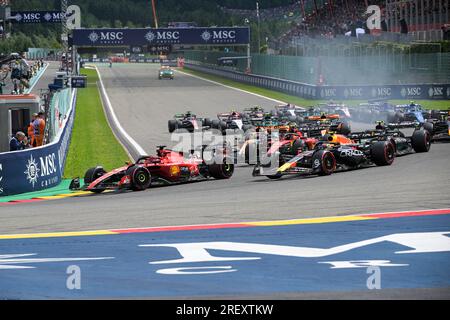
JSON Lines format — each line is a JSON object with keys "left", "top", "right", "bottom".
{"left": 184, "top": 49, "right": 450, "bottom": 85}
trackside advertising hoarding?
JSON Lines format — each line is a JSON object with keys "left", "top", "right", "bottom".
{"left": 72, "top": 27, "right": 250, "bottom": 46}
{"left": 0, "top": 90, "right": 76, "bottom": 196}
{"left": 10, "top": 11, "right": 65, "bottom": 23}
{"left": 186, "top": 63, "right": 450, "bottom": 100}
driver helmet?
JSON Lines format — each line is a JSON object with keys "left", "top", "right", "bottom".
{"left": 231, "top": 111, "right": 239, "bottom": 119}
{"left": 375, "top": 121, "right": 385, "bottom": 130}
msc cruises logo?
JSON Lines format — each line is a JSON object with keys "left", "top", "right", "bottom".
{"left": 88, "top": 31, "right": 124, "bottom": 44}
{"left": 145, "top": 30, "right": 180, "bottom": 43}
{"left": 201, "top": 30, "right": 237, "bottom": 43}
{"left": 44, "top": 12, "right": 52, "bottom": 21}
{"left": 145, "top": 31, "right": 156, "bottom": 42}
{"left": 88, "top": 31, "right": 99, "bottom": 43}
{"left": 24, "top": 155, "right": 40, "bottom": 188}
{"left": 201, "top": 30, "right": 212, "bottom": 42}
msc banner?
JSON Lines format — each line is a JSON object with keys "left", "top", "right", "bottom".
{"left": 318, "top": 84, "right": 450, "bottom": 100}
{"left": 0, "top": 90, "right": 76, "bottom": 197}
{"left": 10, "top": 11, "right": 65, "bottom": 23}
{"left": 72, "top": 27, "right": 250, "bottom": 46}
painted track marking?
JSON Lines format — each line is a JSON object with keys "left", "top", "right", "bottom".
{"left": 0, "top": 208, "right": 448, "bottom": 240}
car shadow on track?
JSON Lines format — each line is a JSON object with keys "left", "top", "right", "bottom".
{"left": 247, "top": 164, "right": 381, "bottom": 184}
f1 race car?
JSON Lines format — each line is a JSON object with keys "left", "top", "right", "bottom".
{"left": 270, "top": 104, "right": 306, "bottom": 123}
{"left": 387, "top": 102, "right": 427, "bottom": 124}
{"left": 158, "top": 66, "right": 174, "bottom": 79}
{"left": 80, "top": 146, "right": 234, "bottom": 193}
{"left": 211, "top": 111, "right": 254, "bottom": 132}
{"left": 317, "top": 102, "right": 352, "bottom": 119}
{"left": 422, "top": 110, "right": 450, "bottom": 141}
{"left": 348, "top": 122, "right": 431, "bottom": 156}
{"left": 297, "top": 115, "right": 352, "bottom": 137}
{"left": 239, "top": 126, "right": 315, "bottom": 164}
{"left": 168, "top": 111, "right": 211, "bottom": 132}
{"left": 252, "top": 133, "right": 395, "bottom": 179}
{"left": 242, "top": 106, "right": 266, "bottom": 123}
{"left": 350, "top": 101, "right": 394, "bottom": 123}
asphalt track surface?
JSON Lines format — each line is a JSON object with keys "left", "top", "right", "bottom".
{"left": 0, "top": 63, "right": 449, "bottom": 299}
{"left": 1, "top": 211, "right": 449, "bottom": 299}
{"left": 1, "top": 64, "right": 449, "bottom": 234}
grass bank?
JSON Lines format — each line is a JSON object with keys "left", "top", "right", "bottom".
{"left": 182, "top": 68, "right": 450, "bottom": 110}
{"left": 64, "top": 68, "right": 130, "bottom": 179}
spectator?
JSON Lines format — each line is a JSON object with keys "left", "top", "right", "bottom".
{"left": 27, "top": 113, "right": 38, "bottom": 147}
{"left": 33, "top": 111, "right": 46, "bottom": 147}
{"left": 9, "top": 131, "right": 28, "bottom": 151}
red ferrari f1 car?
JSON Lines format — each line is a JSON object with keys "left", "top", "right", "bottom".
{"left": 79, "top": 146, "right": 234, "bottom": 193}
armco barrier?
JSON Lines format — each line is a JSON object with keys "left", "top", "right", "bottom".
{"left": 0, "top": 89, "right": 77, "bottom": 196}
{"left": 185, "top": 63, "right": 450, "bottom": 101}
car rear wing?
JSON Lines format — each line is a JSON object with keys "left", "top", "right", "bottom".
{"left": 387, "top": 121, "right": 420, "bottom": 129}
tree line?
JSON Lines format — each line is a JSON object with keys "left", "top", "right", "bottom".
{"left": 1, "top": 0, "right": 296, "bottom": 53}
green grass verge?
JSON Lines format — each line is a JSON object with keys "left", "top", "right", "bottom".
{"left": 182, "top": 68, "right": 450, "bottom": 110}
{"left": 64, "top": 68, "right": 130, "bottom": 179}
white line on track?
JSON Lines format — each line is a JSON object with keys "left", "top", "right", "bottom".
{"left": 95, "top": 65, "right": 147, "bottom": 159}
{"left": 176, "top": 69, "right": 287, "bottom": 104}
{"left": 94, "top": 64, "right": 287, "bottom": 160}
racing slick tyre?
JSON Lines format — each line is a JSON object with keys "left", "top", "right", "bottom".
{"left": 219, "top": 121, "right": 228, "bottom": 134}
{"left": 411, "top": 129, "right": 431, "bottom": 153}
{"left": 168, "top": 120, "right": 177, "bottom": 133}
{"left": 203, "top": 118, "right": 212, "bottom": 128}
{"left": 336, "top": 121, "right": 351, "bottom": 135}
{"left": 126, "top": 165, "right": 151, "bottom": 191}
{"left": 423, "top": 121, "right": 434, "bottom": 134}
{"left": 84, "top": 166, "right": 106, "bottom": 184}
{"left": 208, "top": 163, "right": 234, "bottom": 179}
{"left": 312, "top": 150, "right": 336, "bottom": 175}
{"left": 84, "top": 166, "right": 107, "bottom": 193}
{"left": 211, "top": 119, "right": 220, "bottom": 129}
{"left": 219, "top": 121, "right": 227, "bottom": 130}
{"left": 371, "top": 141, "right": 395, "bottom": 166}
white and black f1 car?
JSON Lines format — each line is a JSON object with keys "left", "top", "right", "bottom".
{"left": 168, "top": 111, "right": 211, "bottom": 133}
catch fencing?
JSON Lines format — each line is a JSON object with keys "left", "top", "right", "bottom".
{"left": 184, "top": 50, "right": 450, "bottom": 86}
{"left": 185, "top": 62, "right": 450, "bottom": 100}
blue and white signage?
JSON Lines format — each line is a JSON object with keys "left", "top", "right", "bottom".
{"left": 10, "top": 11, "right": 66, "bottom": 23}
{"left": 72, "top": 27, "right": 250, "bottom": 46}
{"left": 0, "top": 90, "right": 76, "bottom": 196}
